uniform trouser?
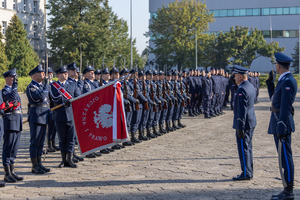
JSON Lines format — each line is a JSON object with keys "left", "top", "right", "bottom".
{"left": 146, "top": 104, "right": 155, "bottom": 129}
{"left": 48, "top": 118, "right": 56, "bottom": 141}
{"left": 159, "top": 108, "right": 168, "bottom": 125}
{"left": 29, "top": 123, "right": 46, "bottom": 159}
{"left": 220, "top": 93, "right": 225, "bottom": 112}
{"left": 179, "top": 103, "right": 185, "bottom": 119}
{"left": 210, "top": 95, "right": 217, "bottom": 115}
{"left": 172, "top": 100, "right": 182, "bottom": 121}
{"left": 274, "top": 134, "right": 294, "bottom": 184}
{"left": 224, "top": 89, "right": 230, "bottom": 105}
{"left": 203, "top": 95, "right": 211, "bottom": 116}
{"left": 198, "top": 94, "right": 203, "bottom": 112}
{"left": 2, "top": 130, "right": 21, "bottom": 167}
{"left": 215, "top": 93, "right": 221, "bottom": 113}
{"left": 55, "top": 121, "right": 75, "bottom": 153}
{"left": 255, "top": 89, "right": 259, "bottom": 102}
{"left": 131, "top": 103, "right": 143, "bottom": 132}
{"left": 126, "top": 111, "right": 133, "bottom": 129}
{"left": 236, "top": 128, "right": 254, "bottom": 177}
{"left": 230, "top": 92, "right": 235, "bottom": 109}
{"left": 190, "top": 94, "right": 197, "bottom": 113}
{"left": 153, "top": 106, "right": 161, "bottom": 127}
{"left": 166, "top": 103, "right": 174, "bottom": 122}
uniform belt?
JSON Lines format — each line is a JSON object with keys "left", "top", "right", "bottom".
{"left": 6, "top": 110, "right": 22, "bottom": 115}
{"left": 30, "top": 104, "right": 49, "bottom": 108}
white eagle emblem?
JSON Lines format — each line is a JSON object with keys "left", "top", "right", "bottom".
{"left": 93, "top": 104, "right": 113, "bottom": 129}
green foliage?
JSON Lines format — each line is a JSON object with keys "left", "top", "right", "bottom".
{"left": 148, "top": 0, "right": 214, "bottom": 69}
{"left": 291, "top": 40, "right": 299, "bottom": 74}
{"left": 0, "top": 25, "right": 9, "bottom": 72}
{"left": 258, "top": 74, "right": 300, "bottom": 88}
{"left": 5, "top": 14, "right": 40, "bottom": 77}
{"left": 47, "top": 0, "right": 144, "bottom": 71}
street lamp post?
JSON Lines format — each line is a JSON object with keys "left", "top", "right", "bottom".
{"left": 130, "top": 0, "right": 133, "bottom": 70}
{"left": 195, "top": 30, "right": 197, "bottom": 70}
{"left": 298, "top": 26, "right": 300, "bottom": 75}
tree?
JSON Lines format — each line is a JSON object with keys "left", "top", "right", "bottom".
{"left": 291, "top": 40, "right": 299, "bottom": 73}
{"left": 0, "top": 25, "right": 9, "bottom": 72}
{"left": 148, "top": 0, "right": 214, "bottom": 69}
{"left": 47, "top": 0, "right": 143, "bottom": 71}
{"left": 5, "top": 14, "right": 39, "bottom": 76}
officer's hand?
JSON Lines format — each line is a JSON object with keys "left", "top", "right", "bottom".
{"left": 277, "top": 134, "right": 286, "bottom": 140}
{"left": 5, "top": 101, "right": 10, "bottom": 109}
{"left": 268, "top": 70, "right": 275, "bottom": 81}
{"left": 13, "top": 101, "right": 19, "bottom": 107}
{"left": 64, "top": 99, "right": 71, "bottom": 107}
{"left": 158, "top": 100, "right": 161, "bottom": 104}
{"left": 153, "top": 102, "right": 157, "bottom": 107}
{"left": 136, "top": 99, "right": 140, "bottom": 104}
{"left": 44, "top": 78, "right": 50, "bottom": 85}
{"left": 12, "top": 77, "right": 18, "bottom": 88}
{"left": 237, "top": 129, "right": 245, "bottom": 139}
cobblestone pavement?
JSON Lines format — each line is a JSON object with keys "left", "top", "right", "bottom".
{"left": 0, "top": 89, "right": 300, "bottom": 200}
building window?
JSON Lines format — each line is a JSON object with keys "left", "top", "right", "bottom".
{"left": 33, "top": 25, "right": 37, "bottom": 37}
{"left": 13, "top": 0, "right": 16, "bottom": 10}
{"left": 262, "top": 8, "right": 269, "bottom": 15}
{"left": 253, "top": 9, "right": 260, "bottom": 16}
{"left": 276, "top": 8, "right": 283, "bottom": 15}
{"left": 2, "top": 21, "right": 6, "bottom": 35}
{"left": 33, "top": 1, "right": 37, "bottom": 14}
{"left": 246, "top": 9, "right": 253, "bottom": 16}
{"left": 1, "top": 0, "right": 5, "bottom": 8}
{"left": 219, "top": 10, "right": 227, "bottom": 17}
{"left": 283, "top": 7, "right": 289, "bottom": 15}
{"left": 23, "top": 0, "right": 26, "bottom": 12}
{"left": 270, "top": 8, "right": 276, "bottom": 15}
{"left": 227, "top": 9, "right": 234, "bottom": 16}
{"left": 24, "top": 24, "right": 28, "bottom": 32}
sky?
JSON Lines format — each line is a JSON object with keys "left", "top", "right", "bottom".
{"left": 46, "top": 0, "right": 149, "bottom": 55}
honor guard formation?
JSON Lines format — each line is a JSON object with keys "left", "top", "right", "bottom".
{"left": 0, "top": 52, "right": 297, "bottom": 200}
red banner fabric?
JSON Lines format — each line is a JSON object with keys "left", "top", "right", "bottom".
{"left": 71, "top": 81, "right": 129, "bottom": 155}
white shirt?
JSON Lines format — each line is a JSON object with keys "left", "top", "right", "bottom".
{"left": 278, "top": 71, "right": 290, "bottom": 81}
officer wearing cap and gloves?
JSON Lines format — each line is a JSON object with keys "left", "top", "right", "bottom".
{"left": 266, "top": 52, "right": 297, "bottom": 200}
{"left": 2, "top": 68, "right": 23, "bottom": 183}
{"left": 232, "top": 65, "right": 256, "bottom": 181}
{"left": 0, "top": 77, "right": 5, "bottom": 187}
{"left": 26, "top": 65, "right": 51, "bottom": 174}
{"left": 50, "top": 65, "right": 81, "bottom": 168}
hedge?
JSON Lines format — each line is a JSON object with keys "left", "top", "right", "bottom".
{"left": 259, "top": 74, "right": 300, "bottom": 88}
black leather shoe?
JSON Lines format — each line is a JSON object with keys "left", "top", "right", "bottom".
{"left": 4, "top": 166, "right": 17, "bottom": 183}
{"left": 232, "top": 174, "right": 252, "bottom": 181}
{"left": 271, "top": 190, "right": 294, "bottom": 200}
{"left": 122, "top": 141, "right": 133, "bottom": 146}
{"left": 205, "top": 115, "right": 211, "bottom": 118}
{"left": 94, "top": 152, "right": 102, "bottom": 156}
{"left": 85, "top": 153, "right": 96, "bottom": 158}
{"left": 107, "top": 148, "right": 114, "bottom": 152}
{"left": 73, "top": 152, "right": 84, "bottom": 161}
{"left": 118, "top": 143, "right": 125, "bottom": 148}
{"left": 37, "top": 157, "right": 51, "bottom": 173}
{"left": 10, "top": 164, "right": 24, "bottom": 181}
{"left": 111, "top": 144, "right": 121, "bottom": 150}
{"left": 72, "top": 157, "right": 79, "bottom": 163}
{"left": 100, "top": 149, "right": 110, "bottom": 153}
{"left": 0, "top": 182, "right": 5, "bottom": 187}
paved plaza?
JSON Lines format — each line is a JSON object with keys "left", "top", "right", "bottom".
{"left": 0, "top": 88, "right": 300, "bottom": 200}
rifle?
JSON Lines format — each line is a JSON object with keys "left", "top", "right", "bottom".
{"left": 173, "top": 81, "right": 179, "bottom": 108}
{"left": 150, "top": 77, "right": 157, "bottom": 112}
{"left": 133, "top": 71, "right": 140, "bottom": 111}
{"left": 156, "top": 80, "right": 162, "bottom": 111}
{"left": 180, "top": 81, "right": 186, "bottom": 107}
{"left": 100, "top": 55, "right": 104, "bottom": 86}
{"left": 142, "top": 78, "right": 149, "bottom": 110}
{"left": 123, "top": 80, "right": 132, "bottom": 112}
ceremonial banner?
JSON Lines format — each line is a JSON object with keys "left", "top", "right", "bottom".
{"left": 71, "top": 81, "right": 129, "bottom": 155}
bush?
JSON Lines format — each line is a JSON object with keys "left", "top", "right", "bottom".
{"left": 0, "top": 77, "right": 58, "bottom": 92}
{"left": 259, "top": 74, "right": 300, "bottom": 88}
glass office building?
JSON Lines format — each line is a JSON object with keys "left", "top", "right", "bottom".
{"left": 149, "top": 0, "right": 300, "bottom": 72}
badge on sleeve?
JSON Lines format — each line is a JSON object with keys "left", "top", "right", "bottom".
{"left": 84, "top": 84, "right": 89, "bottom": 89}
{"left": 286, "top": 87, "right": 290, "bottom": 91}
{"left": 31, "top": 88, "right": 36, "bottom": 92}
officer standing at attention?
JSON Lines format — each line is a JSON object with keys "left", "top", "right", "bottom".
{"left": 2, "top": 68, "right": 23, "bottom": 183}
{"left": 50, "top": 65, "right": 81, "bottom": 168}
{"left": 266, "top": 52, "right": 297, "bottom": 200}
{"left": 0, "top": 77, "right": 5, "bottom": 187}
{"left": 232, "top": 65, "right": 257, "bottom": 181}
{"left": 26, "top": 65, "right": 51, "bottom": 174}
{"left": 94, "top": 69, "right": 101, "bottom": 87}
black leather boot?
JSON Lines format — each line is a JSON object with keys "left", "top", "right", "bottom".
{"left": 166, "top": 121, "right": 172, "bottom": 132}
{"left": 146, "top": 128, "right": 157, "bottom": 138}
{"left": 4, "top": 165, "right": 16, "bottom": 183}
{"left": 172, "top": 121, "right": 180, "bottom": 129}
{"left": 73, "top": 151, "right": 84, "bottom": 161}
{"left": 0, "top": 182, "right": 5, "bottom": 187}
{"left": 178, "top": 119, "right": 186, "bottom": 128}
{"left": 271, "top": 183, "right": 294, "bottom": 200}
{"left": 159, "top": 123, "right": 165, "bottom": 134}
{"left": 131, "top": 132, "right": 142, "bottom": 143}
{"left": 37, "top": 156, "right": 50, "bottom": 172}
{"left": 47, "top": 140, "right": 56, "bottom": 152}
{"left": 52, "top": 139, "right": 60, "bottom": 151}
{"left": 31, "top": 158, "right": 45, "bottom": 174}
{"left": 138, "top": 129, "right": 149, "bottom": 141}
{"left": 66, "top": 153, "right": 77, "bottom": 168}
{"left": 10, "top": 164, "right": 23, "bottom": 181}
{"left": 85, "top": 153, "right": 97, "bottom": 158}
{"left": 152, "top": 126, "right": 162, "bottom": 136}
{"left": 58, "top": 152, "right": 66, "bottom": 168}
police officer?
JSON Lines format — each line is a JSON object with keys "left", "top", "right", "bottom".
{"left": 46, "top": 67, "right": 59, "bottom": 153}
{"left": 101, "top": 67, "right": 110, "bottom": 85}
{"left": 202, "top": 71, "right": 213, "bottom": 118}
{"left": 50, "top": 65, "right": 81, "bottom": 168}
{"left": 171, "top": 71, "right": 183, "bottom": 129}
{"left": 187, "top": 69, "right": 196, "bottom": 116}
{"left": 94, "top": 69, "right": 101, "bottom": 87}
{"left": 0, "top": 78, "right": 5, "bottom": 187}
{"left": 165, "top": 71, "right": 176, "bottom": 131}
{"left": 26, "top": 65, "right": 51, "bottom": 174}
{"left": 267, "top": 52, "right": 297, "bottom": 200}
{"left": 232, "top": 65, "right": 256, "bottom": 181}
{"left": 2, "top": 68, "right": 23, "bottom": 182}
